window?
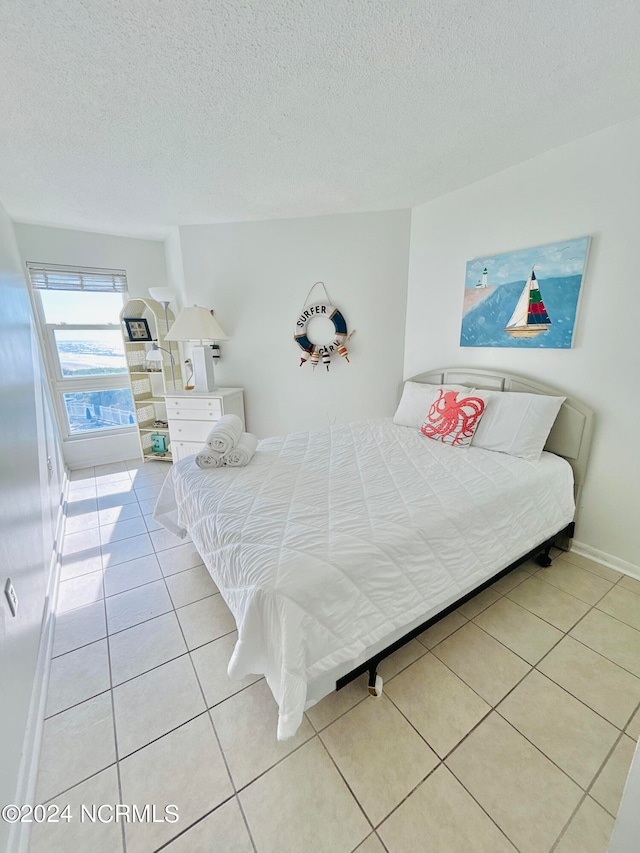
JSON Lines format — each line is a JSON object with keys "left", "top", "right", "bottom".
{"left": 27, "top": 263, "right": 135, "bottom": 438}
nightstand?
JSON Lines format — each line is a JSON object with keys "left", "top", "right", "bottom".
{"left": 164, "top": 388, "right": 245, "bottom": 462}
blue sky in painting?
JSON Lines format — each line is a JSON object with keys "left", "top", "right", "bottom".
{"left": 464, "top": 236, "right": 590, "bottom": 290}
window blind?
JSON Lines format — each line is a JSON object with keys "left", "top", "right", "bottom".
{"left": 27, "top": 263, "right": 128, "bottom": 293}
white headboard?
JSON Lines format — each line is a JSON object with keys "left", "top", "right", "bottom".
{"left": 406, "top": 368, "right": 595, "bottom": 507}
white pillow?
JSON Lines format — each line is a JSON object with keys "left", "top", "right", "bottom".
{"left": 393, "top": 382, "right": 474, "bottom": 429}
{"left": 471, "top": 391, "right": 565, "bottom": 461}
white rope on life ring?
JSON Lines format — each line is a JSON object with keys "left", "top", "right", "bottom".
{"left": 293, "top": 284, "right": 351, "bottom": 371}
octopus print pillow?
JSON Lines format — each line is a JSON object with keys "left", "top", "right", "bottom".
{"left": 421, "top": 389, "right": 488, "bottom": 447}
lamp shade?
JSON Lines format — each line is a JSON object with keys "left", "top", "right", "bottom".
{"left": 148, "top": 287, "right": 176, "bottom": 304}
{"left": 144, "top": 342, "right": 164, "bottom": 372}
{"left": 145, "top": 344, "right": 163, "bottom": 363}
{"left": 165, "top": 306, "right": 229, "bottom": 342}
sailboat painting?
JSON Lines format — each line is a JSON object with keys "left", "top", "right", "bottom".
{"left": 460, "top": 237, "right": 590, "bottom": 348}
{"left": 504, "top": 268, "right": 551, "bottom": 338}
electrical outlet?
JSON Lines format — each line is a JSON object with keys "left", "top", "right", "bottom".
{"left": 4, "top": 579, "right": 18, "bottom": 617}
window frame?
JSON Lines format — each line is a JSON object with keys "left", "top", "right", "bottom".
{"left": 46, "top": 323, "right": 129, "bottom": 383}
{"left": 27, "top": 266, "right": 136, "bottom": 442}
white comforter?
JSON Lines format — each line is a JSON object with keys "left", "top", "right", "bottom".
{"left": 154, "top": 418, "right": 574, "bottom": 739}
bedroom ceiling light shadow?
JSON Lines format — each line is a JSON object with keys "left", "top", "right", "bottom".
{"left": 165, "top": 306, "right": 229, "bottom": 392}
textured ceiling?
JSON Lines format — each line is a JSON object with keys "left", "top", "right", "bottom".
{"left": 1, "top": 0, "right": 640, "bottom": 237}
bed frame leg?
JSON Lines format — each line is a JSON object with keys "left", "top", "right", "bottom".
{"left": 535, "top": 545, "right": 552, "bottom": 568}
{"left": 368, "top": 668, "right": 383, "bottom": 697}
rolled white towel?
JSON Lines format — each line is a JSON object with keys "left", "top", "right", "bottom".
{"left": 205, "top": 414, "right": 244, "bottom": 454}
{"left": 221, "top": 432, "right": 258, "bottom": 467}
{"left": 194, "top": 448, "right": 225, "bottom": 470}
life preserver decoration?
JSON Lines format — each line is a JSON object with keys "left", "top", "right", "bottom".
{"left": 294, "top": 302, "right": 350, "bottom": 371}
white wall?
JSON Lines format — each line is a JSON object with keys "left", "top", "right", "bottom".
{"left": 0, "top": 203, "right": 64, "bottom": 852}
{"left": 176, "top": 210, "right": 411, "bottom": 438}
{"left": 405, "top": 117, "right": 640, "bottom": 570}
{"left": 13, "top": 223, "right": 169, "bottom": 298}
{"left": 13, "top": 224, "right": 170, "bottom": 467}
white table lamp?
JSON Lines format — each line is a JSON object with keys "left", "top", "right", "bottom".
{"left": 165, "top": 306, "right": 229, "bottom": 392}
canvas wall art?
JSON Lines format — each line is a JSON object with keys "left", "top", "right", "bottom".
{"left": 460, "top": 236, "right": 590, "bottom": 348}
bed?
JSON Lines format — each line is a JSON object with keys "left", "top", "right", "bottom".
{"left": 154, "top": 368, "right": 594, "bottom": 740}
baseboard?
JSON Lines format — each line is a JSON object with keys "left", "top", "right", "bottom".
{"left": 64, "top": 430, "right": 140, "bottom": 470}
{"left": 7, "top": 474, "right": 66, "bottom": 853}
{"left": 572, "top": 540, "right": 640, "bottom": 581}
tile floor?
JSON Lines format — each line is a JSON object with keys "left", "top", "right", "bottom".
{"left": 28, "top": 459, "right": 640, "bottom": 853}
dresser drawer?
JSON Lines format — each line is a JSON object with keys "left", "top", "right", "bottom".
{"left": 171, "top": 440, "right": 203, "bottom": 462}
{"left": 166, "top": 397, "right": 223, "bottom": 417}
{"left": 167, "top": 419, "right": 214, "bottom": 443}
{"left": 168, "top": 407, "right": 223, "bottom": 423}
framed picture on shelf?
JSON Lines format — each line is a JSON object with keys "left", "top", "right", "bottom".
{"left": 123, "top": 317, "right": 153, "bottom": 342}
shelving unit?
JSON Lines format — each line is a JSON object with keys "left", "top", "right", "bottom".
{"left": 119, "top": 297, "right": 183, "bottom": 463}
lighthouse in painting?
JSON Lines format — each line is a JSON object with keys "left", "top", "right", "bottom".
{"left": 504, "top": 267, "right": 552, "bottom": 338}
{"left": 475, "top": 267, "right": 489, "bottom": 288}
